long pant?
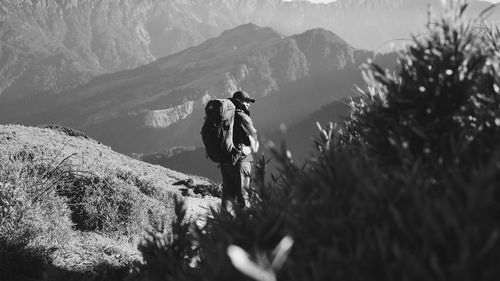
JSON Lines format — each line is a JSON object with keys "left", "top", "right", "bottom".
{"left": 220, "top": 161, "right": 252, "bottom": 209}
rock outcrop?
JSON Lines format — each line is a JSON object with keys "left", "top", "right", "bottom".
{"left": 144, "top": 101, "right": 195, "bottom": 129}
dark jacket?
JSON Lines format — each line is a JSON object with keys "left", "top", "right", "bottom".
{"left": 230, "top": 98, "right": 258, "bottom": 162}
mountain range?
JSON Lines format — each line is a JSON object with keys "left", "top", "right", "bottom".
{"left": 0, "top": 0, "right": 495, "bottom": 181}
{"left": 1, "top": 0, "right": 497, "bottom": 101}
{"left": 1, "top": 23, "right": 394, "bottom": 154}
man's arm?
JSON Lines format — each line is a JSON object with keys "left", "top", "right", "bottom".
{"left": 248, "top": 135, "right": 259, "bottom": 153}
{"left": 239, "top": 114, "right": 259, "bottom": 154}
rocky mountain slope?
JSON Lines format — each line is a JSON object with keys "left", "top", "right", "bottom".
{"left": 1, "top": 0, "right": 496, "bottom": 101}
{"left": 1, "top": 24, "right": 376, "bottom": 154}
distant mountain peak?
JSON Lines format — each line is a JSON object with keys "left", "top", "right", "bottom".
{"left": 224, "top": 22, "right": 261, "bottom": 31}
{"left": 219, "top": 23, "right": 280, "bottom": 39}
{"left": 294, "top": 28, "right": 349, "bottom": 46}
{"left": 198, "top": 22, "right": 283, "bottom": 53}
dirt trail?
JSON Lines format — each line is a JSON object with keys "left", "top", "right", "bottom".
{"left": 183, "top": 196, "right": 220, "bottom": 228}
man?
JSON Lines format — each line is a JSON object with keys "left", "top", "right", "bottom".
{"left": 220, "top": 90, "right": 259, "bottom": 210}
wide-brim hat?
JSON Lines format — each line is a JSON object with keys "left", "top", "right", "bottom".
{"left": 232, "top": 91, "right": 255, "bottom": 103}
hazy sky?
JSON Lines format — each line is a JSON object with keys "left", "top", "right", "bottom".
{"left": 295, "top": 0, "right": 500, "bottom": 3}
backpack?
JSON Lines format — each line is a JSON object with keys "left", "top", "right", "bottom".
{"left": 201, "top": 99, "right": 236, "bottom": 163}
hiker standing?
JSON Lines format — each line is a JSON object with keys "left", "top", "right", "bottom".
{"left": 220, "top": 91, "right": 259, "bottom": 210}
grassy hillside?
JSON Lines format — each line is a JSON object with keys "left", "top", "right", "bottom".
{"left": 0, "top": 124, "right": 218, "bottom": 280}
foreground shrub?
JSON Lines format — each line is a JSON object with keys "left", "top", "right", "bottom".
{"left": 137, "top": 3, "right": 500, "bottom": 281}
{"left": 138, "top": 198, "right": 199, "bottom": 281}
{"left": 344, "top": 3, "right": 500, "bottom": 172}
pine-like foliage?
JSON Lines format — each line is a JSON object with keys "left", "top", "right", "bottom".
{"left": 138, "top": 2, "right": 500, "bottom": 281}
{"left": 344, "top": 2, "right": 500, "bottom": 172}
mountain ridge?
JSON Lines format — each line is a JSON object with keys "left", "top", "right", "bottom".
{"left": 1, "top": 0, "right": 496, "bottom": 101}
{"left": 0, "top": 23, "right": 367, "bottom": 154}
